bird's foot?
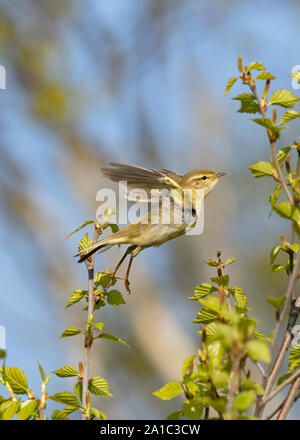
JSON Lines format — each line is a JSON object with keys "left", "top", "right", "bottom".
{"left": 124, "top": 278, "right": 131, "bottom": 295}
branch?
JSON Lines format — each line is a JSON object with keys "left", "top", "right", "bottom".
{"left": 261, "top": 368, "right": 300, "bottom": 407}
{"left": 264, "top": 291, "right": 300, "bottom": 398}
{"left": 82, "top": 226, "right": 101, "bottom": 419}
{"left": 266, "top": 400, "right": 284, "bottom": 420}
{"left": 277, "top": 376, "right": 300, "bottom": 419}
{"left": 248, "top": 81, "right": 294, "bottom": 205}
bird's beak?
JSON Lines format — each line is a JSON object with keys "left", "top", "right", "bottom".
{"left": 216, "top": 172, "right": 226, "bottom": 178}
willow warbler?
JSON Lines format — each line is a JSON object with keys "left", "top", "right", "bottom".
{"left": 76, "top": 163, "right": 225, "bottom": 292}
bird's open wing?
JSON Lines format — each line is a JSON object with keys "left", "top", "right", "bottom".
{"left": 102, "top": 163, "right": 182, "bottom": 188}
{"left": 101, "top": 163, "right": 184, "bottom": 203}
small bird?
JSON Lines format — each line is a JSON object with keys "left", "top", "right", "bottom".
{"left": 76, "top": 163, "right": 225, "bottom": 292}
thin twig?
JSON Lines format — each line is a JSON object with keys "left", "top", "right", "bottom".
{"left": 277, "top": 376, "right": 300, "bottom": 419}
{"left": 266, "top": 400, "right": 284, "bottom": 420}
{"left": 261, "top": 368, "right": 300, "bottom": 407}
{"left": 254, "top": 291, "right": 300, "bottom": 418}
{"left": 264, "top": 292, "right": 300, "bottom": 397}
{"left": 82, "top": 227, "right": 101, "bottom": 419}
{"left": 255, "top": 361, "right": 266, "bottom": 377}
{"left": 249, "top": 82, "right": 293, "bottom": 204}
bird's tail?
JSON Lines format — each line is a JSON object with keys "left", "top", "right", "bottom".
{"left": 75, "top": 234, "right": 122, "bottom": 263}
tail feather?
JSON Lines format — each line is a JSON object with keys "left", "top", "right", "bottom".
{"left": 77, "top": 243, "right": 106, "bottom": 263}
{"left": 75, "top": 235, "right": 121, "bottom": 263}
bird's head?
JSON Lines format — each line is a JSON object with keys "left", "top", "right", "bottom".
{"left": 181, "top": 169, "right": 226, "bottom": 196}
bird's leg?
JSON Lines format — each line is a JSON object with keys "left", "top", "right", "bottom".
{"left": 107, "top": 245, "right": 136, "bottom": 288}
{"left": 123, "top": 254, "right": 134, "bottom": 294}
{"left": 122, "top": 246, "right": 143, "bottom": 294}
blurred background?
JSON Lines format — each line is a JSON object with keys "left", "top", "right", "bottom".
{"left": 0, "top": 0, "right": 300, "bottom": 419}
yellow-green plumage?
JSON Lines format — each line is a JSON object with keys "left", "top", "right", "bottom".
{"left": 76, "top": 163, "right": 225, "bottom": 263}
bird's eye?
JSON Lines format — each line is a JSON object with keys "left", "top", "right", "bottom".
{"left": 201, "top": 176, "right": 207, "bottom": 180}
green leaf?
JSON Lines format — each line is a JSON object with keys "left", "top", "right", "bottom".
{"left": 224, "top": 257, "right": 235, "bottom": 266}
{"left": 0, "top": 400, "right": 20, "bottom": 420}
{"left": 225, "top": 77, "right": 238, "bottom": 94}
{"left": 205, "top": 322, "right": 219, "bottom": 343}
{"left": 52, "top": 365, "right": 79, "bottom": 378}
{"left": 200, "top": 296, "right": 222, "bottom": 314}
{"left": 289, "top": 243, "right": 299, "bottom": 253}
{"left": 233, "top": 390, "right": 256, "bottom": 412}
{"left": 103, "top": 207, "right": 115, "bottom": 223}
{"left": 51, "top": 410, "right": 69, "bottom": 420}
{"left": 253, "top": 331, "right": 269, "bottom": 345}
{"left": 212, "top": 322, "right": 238, "bottom": 346}
{"left": 17, "top": 400, "right": 37, "bottom": 420}
{"left": 189, "top": 283, "right": 217, "bottom": 300}
{"left": 153, "top": 381, "right": 183, "bottom": 400}
{"left": 238, "top": 100, "right": 259, "bottom": 114}
{"left": 248, "top": 161, "right": 276, "bottom": 178}
{"left": 278, "top": 110, "right": 300, "bottom": 126}
{"left": 277, "top": 146, "right": 293, "bottom": 166}
{"left": 211, "top": 275, "right": 229, "bottom": 287}
{"left": 205, "top": 259, "right": 218, "bottom": 266}
{"left": 229, "top": 286, "right": 247, "bottom": 310}
{"left": 192, "top": 307, "right": 218, "bottom": 324}
{"left": 270, "top": 202, "right": 300, "bottom": 223}
{"left": 271, "top": 264, "right": 288, "bottom": 272}
{"left": 269, "top": 184, "right": 281, "bottom": 216}
{"left": 66, "top": 289, "right": 87, "bottom": 308}
{"left": 241, "top": 379, "right": 264, "bottom": 395}
{"left": 66, "top": 221, "right": 95, "bottom": 239}
{"left": 60, "top": 327, "right": 82, "bottom": 338}
{"left": 256, "top": 71, "right": 276, "bottom": 80}
{"left": 97, "top": 333, "right": 128, "bottom": 347}
{"left": 269, "top": 89, "right": 299, "bottom": 108}
{"left": 211, "top": 371, "right": 230, "bottom": 389}
{"left": 91, "top": 322, "right": 105, "bottom": 332}
{"left": 60, "top": 405, "right": 79, "bottom": 415}
{"left": 107, "top": 290, "right": 126, "bottom": 306}
{"left": 207, "top": 340, "right": 224, "bottom": 367}
{"left": 89, "top": 377, "right": 112, "bottom": 397}
{"left": 276, "top": 371, "right": 293, "bottom": 387}
{"left": 251, "top": 118, "right": 280, "bottom": 136}
{"left": 270, "top": 245, "right": 283, "bottom": 265}
{"left": 94, "top": 271, "right": 112, "bottom": 288}
{"left": 78, "top": 233, "right": 93, "bottom": 252}
{"left": 233, "top": 93, "right": 256, "bottom": 102}
{"left": 183, "top": 399, "right": 203, "bottom": 420}
{"left": 49, "top": 392, "right": 80, "bottom": 407}
{"left": 5, "top": 367, "right": 29, "bottom": 394}
{"left": 37, "top": 361, "right": 45, "bottom": 382}
{"left": 166, "top": 411, "right": 183, "bottom": 420}
{"left": 288, "top": 343, "right": 300, "bottom": 371}
{"left": 245, "top": 62, "right": 265, "bottom": 72}
{"left": 73, "top": 381, "right": 82, "bottom": 402}
{"left": 266, "top": 296, "right": 285, "bottom": 310}
{"left": 247, "top": 340, "right": 270, "bottom": 363}
{"left": 233, "top": 93, "right": 259, "bottom": 114}
{"left": 91, "top": 408, "right": 107, "bottom": 420}
{"left": 182, "top": 355, "right": 196, "bottom": 377}
{"left": 106, "top": 223, "right": 119, "bottom": 234}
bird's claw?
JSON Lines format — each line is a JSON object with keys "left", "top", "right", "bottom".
{"left": 124, "top": 278, "right": 131, "bottom": 294}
